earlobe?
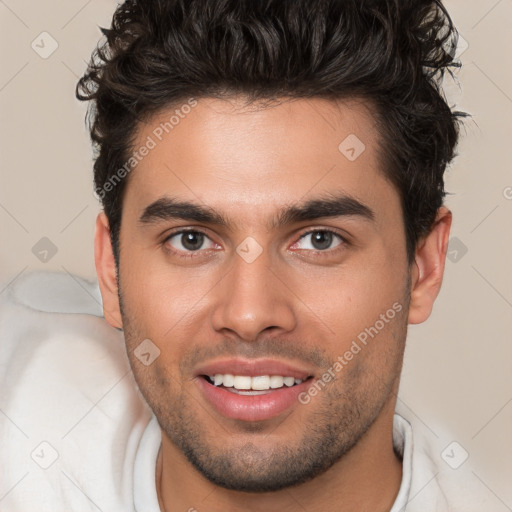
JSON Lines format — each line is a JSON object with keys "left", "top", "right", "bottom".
{"left": 94, "top": 212, "right": 123, "bottom": 329}
{"left": 408, "top": 207, "right": 452, "bottom": 325}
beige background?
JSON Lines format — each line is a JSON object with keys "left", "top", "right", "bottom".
{"left": 1, "top": 0, "right": 511, "bottom": 508}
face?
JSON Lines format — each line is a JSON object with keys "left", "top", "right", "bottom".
{"left": 99, "top": 97, "right": 420, "bottom": 492}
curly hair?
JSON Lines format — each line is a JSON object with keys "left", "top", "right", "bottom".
{"left": 77, "top": 0, "right": 466, "bottom": 265}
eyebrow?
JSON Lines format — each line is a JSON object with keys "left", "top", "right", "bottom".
{"left": 138, "top": 194, "right": 375, "bottom": 230}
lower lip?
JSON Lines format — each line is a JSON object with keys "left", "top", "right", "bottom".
{"left": 196, "top": 377, "right": 311, "bottom": 422}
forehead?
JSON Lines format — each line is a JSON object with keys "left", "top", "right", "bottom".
{"left": 124, "top": 96, "right": 398, "bottom": 225}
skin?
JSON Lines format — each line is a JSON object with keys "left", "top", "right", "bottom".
{"left": 95, "top": 96, "right": 452, "bottom": 512}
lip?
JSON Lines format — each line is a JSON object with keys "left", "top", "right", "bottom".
{"left": 194, "top": 358, "right": 316, "bottom": 422}
{"left": 194, "top": 358, "right": 314, "bottom": 380}
{"left": 196, "top": 375, "right": 313, "bottom": 422}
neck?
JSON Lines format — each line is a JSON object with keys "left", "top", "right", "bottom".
{"left": 156, "top": 399, "right": 402, "bottom": 512}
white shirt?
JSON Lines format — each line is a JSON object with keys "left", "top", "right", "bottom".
{"left": 0, "top": 272, "right": 496, "bottom": 511}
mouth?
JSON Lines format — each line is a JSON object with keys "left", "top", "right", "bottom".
{"left": 201, "top": 374, "right": 312, "bottom": 395}
{"left": 194, "top": 360, "right": 316, "bottom": 422}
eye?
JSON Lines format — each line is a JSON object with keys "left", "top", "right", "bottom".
{"left": 165, "top": 230, "right": 217, "bottom": 253}
{"left": 292, "top": 230, "right": 344, "bottom": 251}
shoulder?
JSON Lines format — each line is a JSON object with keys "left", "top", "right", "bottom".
{"left": 0, "top": 271, "right": 152, "bottom": 511}
{"left": 392, "top": 404, "right": 500, "bottom": 512}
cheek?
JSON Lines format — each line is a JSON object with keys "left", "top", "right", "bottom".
{"left": 120, "top": 250, "right": 215, "bottom": 338}
{"left": 289, "top": 250, "right": 407, "bottom": 351}
{"left": 347, "top": 236, "right": 408, "bottom": 312}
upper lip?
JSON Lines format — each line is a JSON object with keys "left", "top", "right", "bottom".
{"left": 194, "top": 358, "right": 314, "bottom": 380}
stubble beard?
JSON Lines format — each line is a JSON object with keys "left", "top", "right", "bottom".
{"left": 118, "top": 277, "right": 409, "bottom": 492}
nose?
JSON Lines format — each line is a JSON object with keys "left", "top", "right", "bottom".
{"left": 210, "top": 248, "right": 297, "bottom": 342}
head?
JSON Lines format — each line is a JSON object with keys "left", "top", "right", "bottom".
{"left": 78, "top": 0, "right": 464, "bottom": 493}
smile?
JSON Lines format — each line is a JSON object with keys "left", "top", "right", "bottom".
{"left": 197, "top": 373, "right": 314, "bottom": 421}
{"left": 204, "top": 374, "right": 306, "bottom": 394}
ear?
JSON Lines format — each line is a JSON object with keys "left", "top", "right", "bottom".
{"left": 94, "top": 212, "right": 123, "bottom": 329}
{"left": 408, "top": 206, "right": 452, "bottom": 325}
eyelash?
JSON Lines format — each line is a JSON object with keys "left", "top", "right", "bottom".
{"left": 161, "top": 228, "right": 348, "bottom": 260}
{"left": 292, "top": 229, "right": 348, "bottom": 255}
{"left": 162, "top": 228, "right": 215, "bottom": 259}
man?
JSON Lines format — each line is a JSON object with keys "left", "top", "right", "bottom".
{"left": 0, "top": 0, "right": 493, "bottom": 510}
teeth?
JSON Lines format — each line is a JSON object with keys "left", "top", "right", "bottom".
{"left": 283, "top": 376, "right": 295, "bottom": 387}
{"left": 269, "top": 375, "right": 284, "bottom": 388}
{"left": 223, "top": 374, "right": 235, "bottom": 387}
{"left": 252, "top": 375, "right": 271, "bottom": 390}
{"left": 209, "top": 374, "right": 305, "bottom": 390}
{"left": 233, "top": 376, "right": 252, "bottom": 390}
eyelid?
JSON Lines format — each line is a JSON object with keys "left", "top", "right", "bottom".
{"left": 161, "top": 226, "right": 350, "bottom": 259}
{"left": 291, "top": 227, "right": 349, "bottom": 247}
{"left": 163, "top": 227, "right": 206, "bottom": 242}
{"left": 162, "top": 227, "right": 220, "bottom": 257}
